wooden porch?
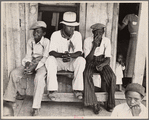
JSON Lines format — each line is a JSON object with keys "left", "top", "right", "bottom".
{"left": 13, "top": 94, "right": 146, "bottom": 117}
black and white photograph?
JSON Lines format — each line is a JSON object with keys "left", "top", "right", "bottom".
{"left": 1, "top": 1, "right": 148, "bottom": 119}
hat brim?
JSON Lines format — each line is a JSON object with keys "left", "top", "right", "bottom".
{"left": 60, "top": 21, "right": 79, "bottom": 26}
{"left": 30, "top": 26, "right": 46, "bottom": 30}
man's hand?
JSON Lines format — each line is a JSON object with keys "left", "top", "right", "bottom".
{"left": 24, "top": 62, "right": 31, "bottom": 71}
{"left": 131, "top": 105, "right": 141, "bottom": 116}
{"left": 62, "top": 51, "right": 71, "bottom": 62}
{"left": 96, "top": 63, "right": 105, "bottom": 72}
{"left": 92, "top": 35, "right": 101, "bottom": 47}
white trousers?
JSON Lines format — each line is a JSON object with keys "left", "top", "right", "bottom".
{"left": 3, "top": 66, "right": 47, "bottom": 109}
{"left": 45, "top": 56, "right": 86, "bottom": 91}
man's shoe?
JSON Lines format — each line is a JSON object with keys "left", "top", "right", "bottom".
{"left": 31, "top": 108, "right": 40, "bottom": 116}
{"left": 93, "top": 104, "right": 101, "bottom": 114}
{"left": 16, "top": 92, "right": 26, "bottom": 100}
{"left": 107, "top": 107, "right": 113, "bottom": 112}
{"left": 73, "top": 91, "right": 83, "bottom": 100}
{"left": 47, "top": 91, "right": 57, "bottom": 101}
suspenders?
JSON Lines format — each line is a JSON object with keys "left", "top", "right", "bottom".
{"left": 31, "top": 41, "right": 44, "bottom": 57}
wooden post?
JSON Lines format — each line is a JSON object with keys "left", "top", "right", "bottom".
{"left": 79, "top": 3, "right": 86, "bottom": 45}
{"left": 132, "top": 2, "right": 148, "bottom": 84}
{"left": 110, "top": 3, "right": 119, "bottom": 72}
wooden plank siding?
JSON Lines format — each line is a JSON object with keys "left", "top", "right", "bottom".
{"left": 2, "top": 2, "right": 119, "bottom": 93}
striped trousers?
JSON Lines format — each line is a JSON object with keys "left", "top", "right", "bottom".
{"left": 84, "top": 57, "right": 116, "bottom": 109}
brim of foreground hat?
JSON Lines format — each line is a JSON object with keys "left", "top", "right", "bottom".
{"left": 60, "top": 21, "right": 79, "bottom": 26}
{"left": 30, "top": 26, "right": 46, "bottom": 30}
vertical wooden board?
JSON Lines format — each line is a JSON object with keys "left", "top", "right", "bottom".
{"left": 25, "top": 3, "right": 30, "bottom": 46}
{"left": 132, "top": 3, "right": 147, "bottom": 84}
{"left": 110, "top": 3, "right": 119, "bottom": 71}
{"left": 105, "top": 3, "right": 114, "bottom": 40}
{"left": 28, "top": 3, "right": 38, "bottom": 39}
{"left": 2, "top": 3, "right": 9, "bottom": 93}
{"left": 6, "top": 3, "right": 19, "bottom": 74}
{"left": 85, "top": 3, "right": 108, "bottom": 38}
{"left": 79, "top": 3, "right": 86, "bottom": 44}
{"left": 11, "top": 3, "right": 21, "bottom": 67}
{"left": 19, "top": 3, "right": 26, "bottom": 63}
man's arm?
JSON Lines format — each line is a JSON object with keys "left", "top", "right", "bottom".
{"left": 85, "top": 35, "right": 101, "bottom": 62}
{"left": 118, "top": 23, "right": 127, "bottom": 31}
{"left": 86, "top": 46, "right": 96, "bottom": 62}
{"left": 49, "top": 51, "right": 64, "bottom": 58}
{"left": 69, "top": 51, "right": 82, "bottom": 58}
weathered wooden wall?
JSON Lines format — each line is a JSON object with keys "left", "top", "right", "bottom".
{"left": 132, "top": 2, "right": 148, "bottom": 84}
{"left": 2, "top": 3, "right": 38, "bottom": 93}
{"left": 79, "top": 3, "right": 119, "bottom": 70}
{"left": 2, "top": 2, "right": 119, "bottom": 93}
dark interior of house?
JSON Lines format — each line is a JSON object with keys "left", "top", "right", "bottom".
{"left": 117, "top": 3, "right": 140, "bottom": 63}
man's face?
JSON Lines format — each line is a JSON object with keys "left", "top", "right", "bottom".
{"left": 93, "top": 29, "right": 104, "bottom": 40}
{"left": 63, "top": 25, "right": 75, "bottom": 37}
{"left": 125, "top": 91, "right": 142, "bottom": 108}
{"left": 33, "top": 27, "right": 45, "bottom": 43}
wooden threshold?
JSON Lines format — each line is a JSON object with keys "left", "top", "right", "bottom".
{"left": 42, "top": 92, "right": 146, "bottom": 102}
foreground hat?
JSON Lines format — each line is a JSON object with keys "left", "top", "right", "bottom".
{"left": 125, "top": 83, "right": 145, "bottom": 97}
{"left": 91, "top": 23, "right": 106, "bottom": 31}
{"left": 30, "top": 21, "right": 47, "bottom": 30}
{"left": 60, "top": 12, "right": 79, "bottom": 26}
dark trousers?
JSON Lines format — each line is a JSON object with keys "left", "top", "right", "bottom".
{"left": 84, "top": 60, "right": 116, "bottom": 109}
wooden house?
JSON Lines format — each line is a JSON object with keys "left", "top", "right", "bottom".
{"left": 2, "top": 2, "right": 147, "bottom": 98}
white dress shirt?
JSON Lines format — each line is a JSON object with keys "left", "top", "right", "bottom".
{"left": 49, "top": 30, "right": 83, "bottom": 53}
{"left": 111, "top": 102, "right": 147, "bottom": 118}
{"left": 84, "top": 36, "right": 111, "bottom": 58}
{"left": 22, "top": 36, "right": 50, "bottom": 70}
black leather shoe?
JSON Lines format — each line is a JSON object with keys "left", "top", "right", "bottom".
{"left": 16, "top": 92, "right": 26, "bottom": 100}
{"left": 107, "top": 107, "right": 113, "bottom": 112}
{"left": 93, "top": 104, "right": 101, "bottom": 114}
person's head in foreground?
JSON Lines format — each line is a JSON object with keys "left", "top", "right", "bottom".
{"left": 30, "top": 21, "right": 47, "bottom": 43}
{"left": 3, "top": 102, "right": 14, "bottom": 116}
{"left": 125, "top": 83, "right": 145, "bottom": 108}
{"left": 111, "top": 83, "right": 146, "bottom": 117}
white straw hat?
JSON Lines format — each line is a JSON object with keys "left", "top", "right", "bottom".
{"left": 60, "top": 12, "right": 79, "bottom": 26}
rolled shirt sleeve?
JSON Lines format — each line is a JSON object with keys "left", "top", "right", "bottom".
{"left": 72, "top": 32, "right": 83, "bottom": 53}
{"left": 49, "top": 32, "right": 58, "bottom": 52}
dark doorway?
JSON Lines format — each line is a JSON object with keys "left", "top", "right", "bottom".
{"left": 117, "top": 3, "right": 140, "bottom": 63}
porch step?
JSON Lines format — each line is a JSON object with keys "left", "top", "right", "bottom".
{"left": 42, "top": 92, "right": 126, "bottom": 102}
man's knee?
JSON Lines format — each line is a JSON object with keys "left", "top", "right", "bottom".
{"left": 45, "top": 56, "right": 57, "bottom": 67}
{"left": 75, "top": 57, "right": 86, "bottom": 66}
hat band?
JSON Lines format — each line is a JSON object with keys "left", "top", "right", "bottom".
{"left": 63, "top": 20, "right": 77, "bottom": 23}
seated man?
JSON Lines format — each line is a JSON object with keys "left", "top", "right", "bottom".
{"left": 111, "top": 83, "right": 147, "bottom": 117}
{"left": 45, "top": 12, "right": 86, "bottom": 100}
{"left": 83, "top": 23, "right": 116, "bottom": 114}
{"left": 3, "top": 21, "right": 50, "bottom": 116}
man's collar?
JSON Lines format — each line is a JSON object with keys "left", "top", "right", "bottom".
{"left": 33, "top": 36, "right": 44, "bottom": 45}
{"left": 61, "top": 29, "right": 73, "bottom": 40}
